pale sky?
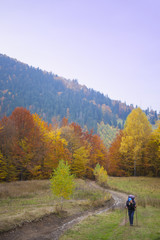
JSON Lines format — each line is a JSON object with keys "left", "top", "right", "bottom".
{"left": 0, "top": 0, "right": 160, "bottom": 112}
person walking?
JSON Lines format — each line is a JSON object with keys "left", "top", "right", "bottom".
{"left": 126, "top": 196, "right": 136, "bottom": 226}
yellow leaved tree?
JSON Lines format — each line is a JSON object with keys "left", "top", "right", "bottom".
{"left": 145, "top": 121, "right": 160, "bottom": 176}
{"left": 93, "top": 163, "right": 108, "bottom": 187}
{"left": 32, "top": 114, "right": 69, "bottom": 177}
{"left": 120, "top": 108, "right": 152, "bottom": 176}
{"left": 72, "top": 146, "right": 89, "bottom": 178}
{"left": 50, "top": 160, "right": 75, "bottom": 210}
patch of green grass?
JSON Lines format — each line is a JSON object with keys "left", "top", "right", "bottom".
{"left": 60, "top": 211, "right": 120, "bottom": 240}
{"left": 61, "top": 177, "right": 160, "bottom": 240}
{"left": 60, "top": 207, "right": 160, "bottom": 240}
{"left": 107, "top": 177, "right": 160, "bottom": 207}
{"left": 73, "top": 180, "right": 110, "bottom": 201}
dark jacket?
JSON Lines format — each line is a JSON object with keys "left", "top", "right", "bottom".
{"left": 126, "top": 200, "right": 136, "bottom": 211}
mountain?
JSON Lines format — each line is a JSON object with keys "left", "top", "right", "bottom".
{"left": 0, "top": 54, "right": 158, "bottom": 131}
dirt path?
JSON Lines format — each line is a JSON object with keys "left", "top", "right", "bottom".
{"left": 0, "top": 183, "right": 128, "bottom": 240}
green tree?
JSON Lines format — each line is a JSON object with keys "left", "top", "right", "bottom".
{"left": 120, "top": 108, "right": 152, "bottom": 176}
{"left": 97, "top": 121, "right": 118, "bottom": 149}
{"left": 50, "top": 160, "right": 75, "bottom": 209}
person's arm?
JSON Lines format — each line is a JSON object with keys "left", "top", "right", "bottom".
{"left": 132, "top": 201, "right": 136, "bottom": 210}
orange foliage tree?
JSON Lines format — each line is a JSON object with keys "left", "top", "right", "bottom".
{"left": 107, "top": 131, "right": 125, "bottom": 176}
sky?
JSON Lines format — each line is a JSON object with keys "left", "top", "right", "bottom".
{"left": 0, "top": 0, "right": 160, "bottom": 112}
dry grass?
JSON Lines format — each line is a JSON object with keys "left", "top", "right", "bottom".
{"left": 0, "top": 180, "right": 50, "bottom": 198}
{"left": 0, "top": 180, "right": 56, "bottom": 232}
{"left": 0, "top": 179, "right": 111, "bottom": 232}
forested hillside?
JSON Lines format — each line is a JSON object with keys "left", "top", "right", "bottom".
{"left": 1, "top": 54, "right": 157, "bottom": 132}
{"left": 0, "top": 54, "right": 158, "bottom": 131}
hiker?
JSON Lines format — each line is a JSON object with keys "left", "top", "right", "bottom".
{"left": 126, "top": 195, "right": 136, "bottom": 226}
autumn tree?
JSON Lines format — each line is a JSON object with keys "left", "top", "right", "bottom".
{"left": 145, "top": 121, "right": 160, "bottom": 176}
{"left": 94, "top": 163, "right": 108, "bottom": 187}
{"left": 50, "top": 160, "right": 75, "bottom": 209}
{"left": 88, "top": 134, "right": 108, "bottom": 171}
{"left": 120, "top": 108, "right": 152, "bottom": 176}
{"left": 61, "top": 123, "right": 91, "bottom": 177}
{"left": 9, "top": 108, "right": 43, "bottom": 180}
{"left": 0, "top": 151, "right": 7, "bottom": 181}
{"left": 107, "top": 131, "right": 125, "bottom": 176}
{"left": 61, "top": 125, "right": 83, "bottom": 155}
{"left": 10, "top": 107, "right": 35, "bottom": 140}
{"left": 0, "top": 116, "right": 21, "bottom": 181}
{"left": 61, "top": 117, "right": 69, "bottom": 127}
{"left": 71, "top": 146, "right": 89, "bottom": 178}
{"left": 0, "top": 116, "right": 17, "bottom": 159}
{"left": 33, "top": 113, "right": 70, "bottom": 178}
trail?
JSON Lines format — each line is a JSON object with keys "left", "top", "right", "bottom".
{"left": 0, "top": 182, "right": 128, "bottom": 240}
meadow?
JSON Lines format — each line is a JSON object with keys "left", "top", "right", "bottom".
{"left": 107, "top": 177, "right": 160, "bottom": 207}
{"left": 0, "top": 179, "right": 111, "bottom": 232}
{"left": 60, "top": 177, "right": 160, "bottom": 240}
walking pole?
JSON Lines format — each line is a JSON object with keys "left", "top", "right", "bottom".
{"left": 125, "top": 208, "right": 127, "bottom": 226}
{"left": 136, "top": 207, "right": 138, "bottom": 226}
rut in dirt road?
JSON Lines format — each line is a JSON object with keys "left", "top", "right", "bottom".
{"left": 0, "top": 183, "right": 128, "bottom": 240}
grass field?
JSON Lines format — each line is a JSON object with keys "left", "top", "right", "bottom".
{"left": 60, "top": 207, "right": 160, "bottom": 240}
{"left": 107, "top": 177, "right": 160, "bottom": 207}
{"left": 61, "top": 177, "right": 160, "bottom": 240}
{"left": 0, "top": 179, "right": 111, "bottom": 232}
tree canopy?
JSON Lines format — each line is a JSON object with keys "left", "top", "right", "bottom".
{"left": 120, "top": 108, "right": 152, "bottom": 176}
{"left": 0, "top": 107, "right": 159, "bottom": 182}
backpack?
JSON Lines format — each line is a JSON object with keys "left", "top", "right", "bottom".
{"left": 127, "top": 195, "right": 136, "bottom": 209}
{"left": 128, "top": 195, "right": 135, "bottom": 202}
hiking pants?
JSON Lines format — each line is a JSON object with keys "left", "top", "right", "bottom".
{"left": 128, "top": 210, "right": 134, "bottom": 225}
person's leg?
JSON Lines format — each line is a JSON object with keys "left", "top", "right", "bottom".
{"left": 130, "top": 211, "right": 134, "bottom": 225}
{"left": 128, "top": 211, "right": 131, "bottom": 225}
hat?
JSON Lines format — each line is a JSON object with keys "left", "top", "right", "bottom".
{"left": 128, "top": 197, "right": 132, "bottom": 202}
